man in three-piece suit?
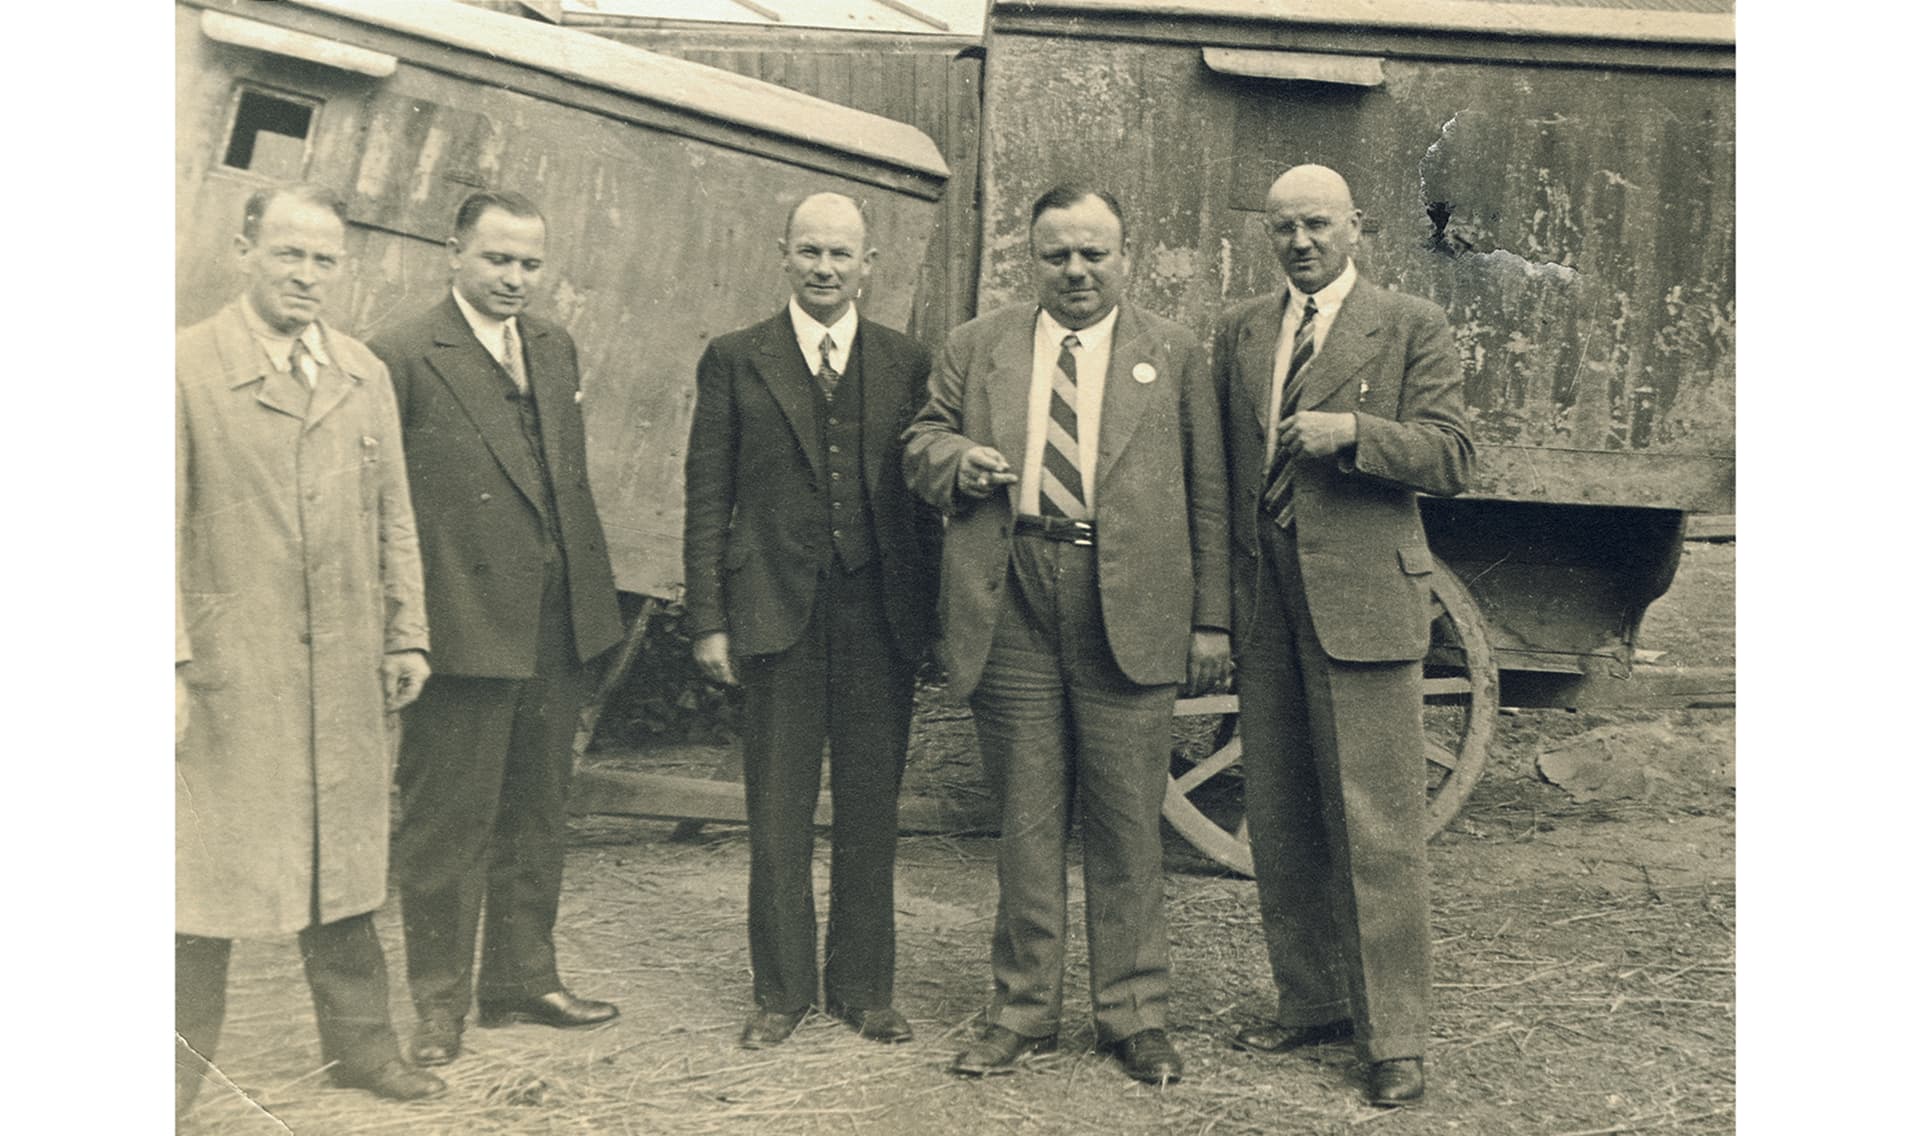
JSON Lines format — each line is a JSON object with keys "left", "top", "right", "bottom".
{"left": 682, "top": 192, "right": 936, "bottom": 1049}
{"left": 369, "top": 190, "right": 625, "bottom": 1069}
{"left": 176, "top": 183, "right": 444, "bottom": 1114}
{"left": 904, "top": 185, "right": 1231, "bottom": 1084}
{"left": 1213, "top": 165, "right": 1474, "bottom": 1107}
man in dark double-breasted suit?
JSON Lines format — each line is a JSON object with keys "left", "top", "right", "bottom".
{"left": 682, "top": 192, "right": 936, "bottom": 1050}
{"left": 368, "top": 190, "right": 625, "bottom": 1069}
{"left": 1213, "top": 165, "right": 1474, "bottom": 1108}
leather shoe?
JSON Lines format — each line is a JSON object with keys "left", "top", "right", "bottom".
{"left": 409, "top": 1017, "right": 462, "bottom": 1067}
{"left": 740, "top": 1008, "right": 808, "bottom": 1049}
{"left": 331, "top": 1058, "right": 447, "bottom": 1101}
{"left": 951, "top": 1025, "right": 1057, "bottom": 1076}
{"left": 477, "top": 989, "right": 619, "bottom": 1030}
{"left": 1104, "top": 1028, "right": 1183, "bottom": 1085}
{"left": 1367, "top": 1058, "right": 1425, "bottom": 1106}
{"left": 1230, "top": 1018, "right": 1355, "bottom": 1054}
{"left": 830, "top": 1004, "right": 914, "bottom": 1044}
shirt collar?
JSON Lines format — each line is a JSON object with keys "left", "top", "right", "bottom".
{"left": 787, "top": 296, "right": 858, "bottom": 352}
{"left": 451, "top": 287, "right": 515, "bottom": 340}
{"left": 1287, "top": 258, "right": 1358, "bottom": 315}
{"left": 1037, "top": 302, "right": 1119, "bottom": 350}
{"left": 239, "top": 296, "right": 330, "bottom": 371}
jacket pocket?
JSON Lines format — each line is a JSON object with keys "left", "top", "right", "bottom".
{"left": 1398, "top": 545, "right": 1434, "bottom": 575}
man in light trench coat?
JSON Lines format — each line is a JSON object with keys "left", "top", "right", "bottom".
{"left": 175, "top": 183, "right": 446, "bottom": 1118}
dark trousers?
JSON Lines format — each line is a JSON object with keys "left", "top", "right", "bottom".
{"left": 394, "top": 568, "right": 596, "bottom": 1022}
{"left": 969, "top": 534, "right": 1177, "bottom": 1043}
{"left": 1237, "top": 520, "right": 1431, "bottom": 1062}
{"left": 175, "top": 914, "right": 401, "bottom": 1113}
{"left": 737, "top": 560, "right": 915, "bottom": 1013}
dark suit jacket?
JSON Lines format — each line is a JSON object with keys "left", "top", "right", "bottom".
{"left": 1212, "top": 276, "right": 1474, "bottom": 663}
{"left": 369, "top": 295, "right": 623, "bottom": 678}
{"left": 903, "top": 302, "right": 1230, "bottom": 700}
{"left": 682, "top": 309, "right": 937, "bottom": 661}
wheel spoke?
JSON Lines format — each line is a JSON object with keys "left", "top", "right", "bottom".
{"left": 1424, "top": 739, "right": 1458, "bottom": 771}
{"left": 1423, "top": 676, "right": 1472, "bottom": 697}
{"left": 1171, "top": 737, "right": 1242, "bottom": 793}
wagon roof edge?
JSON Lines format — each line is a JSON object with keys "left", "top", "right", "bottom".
{"left": 278, "top": 0, "right": 952, "bottom": 181}
{"left": 988, "top": 0, "right": 1735, "bottom": 48}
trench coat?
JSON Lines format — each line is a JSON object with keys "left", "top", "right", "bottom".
{"left": 175, "top": 302, "right": 428, "bottom": 938}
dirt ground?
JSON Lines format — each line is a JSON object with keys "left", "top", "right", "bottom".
{"left": 184, "top": 542, "right": 1733, "bottom": 1135}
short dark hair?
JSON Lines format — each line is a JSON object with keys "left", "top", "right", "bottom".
{"left": 1028, "top": 184, "right": 1126, "bottom": 244}
{"left": 241, "top": 183, "right": 347, "bottom": 243}
{"left": 452, "top": 190, "right": 544, "bottom": 242}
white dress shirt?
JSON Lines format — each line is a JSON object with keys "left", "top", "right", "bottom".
{"left": 1265, "top": 258, "right": 1359, "bottom": 468}
{"left": 1020, "top": 304, "right": 1117, "bottom": 517}
{"left": 240, "top": 297, "right": 330, "bottom": 387}
{"left": 451, "top": 287, "right": 523, "bottom": 386}
{"left": 788, "top": 296, "right": 859, "bottom": 377}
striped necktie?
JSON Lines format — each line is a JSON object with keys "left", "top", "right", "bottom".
{"left": 501, "top": 320, "right": 528, "bottom": 394}
{"left": 816, "top": 332, "right": 840, "bottom": 400}
{"left": 1261, "top": 295, "right": 1318, "bottom": 528}
{"left": 1040, "top": 333, "right": 1087, "bottom": 519}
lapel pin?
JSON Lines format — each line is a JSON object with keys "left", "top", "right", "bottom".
{"left": 1133, "top": 363, "right": 1157, "bottom": 384}
{"left": 1359, "top": 381, "right": 1370, "bottom": 396}
{"left": 574, "top": 390, "right": 585, "bottom": 404}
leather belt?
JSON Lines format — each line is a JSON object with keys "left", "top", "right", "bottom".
{"left": 1014, "top": 514, "right": 1096, "bottom": 547}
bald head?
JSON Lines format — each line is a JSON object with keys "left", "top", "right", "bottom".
{"left": 781, "top": 192, "right": 876, "bottom": 325}
{"left": 1264, "top": 164, "right": 1362, "bottom": 294}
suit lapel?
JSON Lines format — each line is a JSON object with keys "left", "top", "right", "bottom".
{"left": 1235, "top": 294, "right": 1284, "bottom": 432}
{"left": 521, "top": 315, "right": 572, "bottom": 478}
{"left": 1095, "top": 305, "right": 1155, "bottom": 484}
{"left": 985, "top": 308, "right": 1038, "bottom": 478}
{"left": 423, "top": 296, "right": 548, "bottom": 512}
{"left": 856, "top": 324, "right": 892, "bottom": 499}
{"left": 1296, "top": 279, "right": 1383, "bottom": 412}
{"left": 210, "top": 305, "right": 308, "bottom": 422}
{"left": 751, "top": 312, "right": 825, "bottom": 484}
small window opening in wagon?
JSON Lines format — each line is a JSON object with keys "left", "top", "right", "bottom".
{"left": 223, "top": 88, "right": 317, "bottom": 181}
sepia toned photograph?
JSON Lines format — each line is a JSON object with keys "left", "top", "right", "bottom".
{"left": 172, "top": 1, "right": 1736, "bottom": 1132}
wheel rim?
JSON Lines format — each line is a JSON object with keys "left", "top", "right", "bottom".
{"left": 1162, "top": 561, "right": 1499, "bottom": 876}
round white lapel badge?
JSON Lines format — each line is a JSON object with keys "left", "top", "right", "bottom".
{"left": 1132, "top": 362, "right": 1157, "bottom": 384}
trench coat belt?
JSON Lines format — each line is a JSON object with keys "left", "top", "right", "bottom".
{"left": 1014, "top": 514, "right": 1096, "bottom": 547}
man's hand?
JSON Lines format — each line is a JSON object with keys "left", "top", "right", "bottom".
{"left": 956, "top": 445, "right": 1018, "bottom": 499}
{"left": 382, "top": 650, "right": 432, "bottom": 712}
{"left": 1185, "top": 629, "right": 1233, "bottom": 695}
{"left": 1276, "top": 411, "right": 1357, "bottom": 461}
{"left": 693, "top": 631, "right": 738, "bottom": 687}
{"left": 176, "top": 668, "right": 190, "bottom": 748}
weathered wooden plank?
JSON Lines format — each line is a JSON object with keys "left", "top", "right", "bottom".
{"left": 1685, "top": 514, "right": 1735, "bottom": 542}
{"left": 569, "top": 767, "right": 997, "bottom": 833}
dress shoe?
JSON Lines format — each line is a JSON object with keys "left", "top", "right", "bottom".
{"left": 1229, "top": 1018, "right": 1355, "bottom": 1054}
{"left": 409, "top": 1017, "right": 462, "bottom": 1067}
{"left": 830, "top": 1004, "right": 914, "bottom": 1044}
{"left": 951, "top": 1025, "right": 1057, "bottom": 1076}
{"left": 477, "top": 989, "right": 619, "bottom": 1029}
{"left": 330, "top": 1058, "right": 447, "bottom": 1101}
{"left": 740, "top": 1008, "right": 808, "bottom": 1049}
{"left": 1104, "top": 1028, "right": 1183, "bottom": 1085}
{"left": 1367, "top": 1058, "right": 1425, "bottom": 1106}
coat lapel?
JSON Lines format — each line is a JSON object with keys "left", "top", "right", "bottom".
{"left": 210, "top": 304, "right": 307, "bottom": 421}
{"left": 1295, "top": 279, "right": 1383, "bottom": 412}
{"left": 749, "top": 311, "right": 826, "bottom": 484}
{"left": 985, "top": 308, "right": 1038, "bottom": 478}
{"left": 1236, "top": 294, "right": 1285, "bottom": 431}
{"left": 1095, "top": 304, "right": 1156, "bottom": 483}
{"left": 521, "top": 315, "right": 573, "bottom": 478}
{"left": 423, "top": 296, "right": 548, "bottom": 513}
{"left": 303, "top": 324, "right": 369, "bottom": 431}
{"left": 857, "top": 324, "right": 894, "bottom": 499}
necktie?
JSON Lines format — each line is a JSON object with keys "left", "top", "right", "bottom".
{"left": 1039, "top": 333, "right": 1087, "bottom": 519}
{"left": 501, "top": 320, "right": 528, "bottom": 394}
{"left": 815, "top": 332, "right": 840, "bottom": 400}
{"left": 289, "top": 337, "right": 316, "bottom": 389}
{"left": 1262, "top": 295, "right": 1318, "bottom": 529}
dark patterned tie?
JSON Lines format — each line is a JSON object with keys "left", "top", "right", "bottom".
{"left": 816, "top": 332, "right": 840, "bottom": 400}
{"left": 1039, "top": 333, "right": 1087, "bottom": 519}
{"left": 501, "top": 319, "right": 528, "bottom": 393}
{"left": 1261, "top": 295, "right": 1318, "bottom": 529}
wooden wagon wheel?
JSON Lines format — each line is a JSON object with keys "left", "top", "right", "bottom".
{"left": 1162, "top": 560, "right": 1499, "bottom": 876}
